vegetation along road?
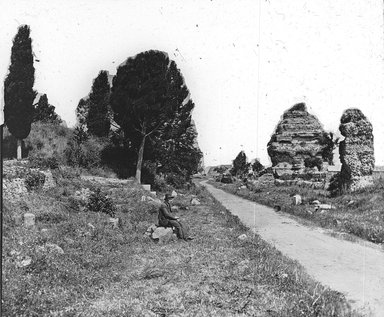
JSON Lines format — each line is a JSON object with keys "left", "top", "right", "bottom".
{"left": 202, "top": 180, "right": 384, "bottom": 317}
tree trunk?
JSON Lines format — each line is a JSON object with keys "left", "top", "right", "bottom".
{"left": 135, "top": 134, "right": 146, "bottom": 184}
{"left": 17, "top": 139, "right": 22, "bottom": 160}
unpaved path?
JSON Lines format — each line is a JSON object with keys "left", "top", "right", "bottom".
{"left": 202, "top": 181, "right": 384, "bottom": 316}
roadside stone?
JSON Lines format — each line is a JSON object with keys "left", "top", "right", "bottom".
{"left": 237, "top": 234, "right": 247, "bottom": 240}
{"left": 191, "top": 198, "right": 201, "bottom": 205}
{"left": 315, "top": 204, "right": 334, "bottom": 211}
{"left": 45, "top": 243, "right": 64, "bottom": 254}
{"left": 109, "top": 217, "right": 120, "bottom": 229}
{"left": 146, "top": 224, "right": 158, "bottom": 234}
{"left": 152, "top": 227, "right": 174, "bottom": 241}
{"left": 16, "top": 256, "right": 32, "bottom": 268}
{"left": 292, "top": 194, "right": 302, "bottom": 205}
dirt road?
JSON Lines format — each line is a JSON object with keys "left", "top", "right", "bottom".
{"left": 202, "top": 181, "right": 384, "bottom": 316}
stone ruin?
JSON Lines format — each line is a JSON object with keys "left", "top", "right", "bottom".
{"left": 339, "top": 108, "right": 374, "bottom": 191}
{"left": 267, "top": 103, "right": 331, "bottom": 188}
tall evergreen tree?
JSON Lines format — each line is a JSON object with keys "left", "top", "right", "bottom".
{"left": 33, "top": 94, "right": 61, "bottom": 123}
{"left": 76, "top": 97, "right": 90, "bottom": 128}
{"left": 87, "top": 71, "right": 111, "bottom": 137}
{"left": 231, "top": 151, "right": 249, "bottom": 177}
{"left": 4, "top": 25, "right": 36, "bottom": 159}
{"left": 111, "top": 50, "right": 189, "bottom": 183}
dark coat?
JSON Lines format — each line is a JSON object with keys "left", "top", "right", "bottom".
{"left": 158, "top": 201, "right": 177, "bottom": 227}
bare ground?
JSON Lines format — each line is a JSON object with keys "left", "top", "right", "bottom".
{"left": 202, "top": 181, "right": 384, "bottom": 317}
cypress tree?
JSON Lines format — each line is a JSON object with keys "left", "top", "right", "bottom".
{"left": 4, "top": 25, "right": 36, "bottom": 159}
{"left": 34, "top": 94, "right": 61, "bottom": 123}
{"left": 87, "top": 71, "right": 111, "bottom": 137}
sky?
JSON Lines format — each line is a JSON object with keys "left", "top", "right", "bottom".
{"left": 1, "top": 0, "right": 383, "bottom": 167}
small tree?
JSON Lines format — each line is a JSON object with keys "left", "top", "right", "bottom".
{"left": 252, "top": 159, "right": 264, "bottom": 174}
{"left": 110, "top": 50, "right": 191, "bottom": 183}
{"left": 76, "top": 97, "right": 90, "bottom": 128}
{"left": 87, "top": 71, "right": 111, "bottom": 137}
{"left": 33, "top": 94, "right": 61, "bottom": 124}
{"left": 231, "top": 151, "right": 248, "bottom": 177}
{"left": 4, "top": 25, "right": 36, "bottom": 159}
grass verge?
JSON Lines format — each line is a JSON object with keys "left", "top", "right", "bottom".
{"left": 2, "top": 169, "right": 360, "bottom": 316}
{"left": 207, "top": 177, "right": 384, "bottom": 245}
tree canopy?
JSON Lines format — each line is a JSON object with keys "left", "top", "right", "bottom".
{"left": 34, "top": 94, "right": 61, "bottom": 124}
{"left": 110, "top": 50, "right": 196, "bottom": 183}
{"left": 4, "top": 25, "right": 36, "bottom": 141}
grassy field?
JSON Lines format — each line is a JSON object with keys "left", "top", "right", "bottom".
{"left": 2, "top": 166, "right": 360, "bottom": 316}
{"left": 208, "top": 177, "right": 384, "bottom": 245}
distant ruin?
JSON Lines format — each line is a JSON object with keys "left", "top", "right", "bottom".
{"left": 339, "top": 108, "right": 374, "bottom": 191}
{"left": 267, "top": 103, "right": 334, "bottom": 187}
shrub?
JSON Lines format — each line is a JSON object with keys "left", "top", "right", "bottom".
{"left": 64, "top": 135, "right": 106, "bottom": 169}
{"left": 25, "top": 171, "right": 46, "bottom": 191}
{"left": 24, "top": 122, "right": 71, "bottom": 164}
{"left": 304, "top": 157, "right": 323, "bottom": 171}
{"left": 86, "top": 188, "right": 116, "bottom": 217}
{"left": 29, "top": 154, "right": 59, "bottom": 169}
{"left": 165, "top": 172, "right": 189, "bottom": 189}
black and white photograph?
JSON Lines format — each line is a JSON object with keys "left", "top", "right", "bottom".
{"left": 1, "top": 0, "right": 384, "bottom": 316}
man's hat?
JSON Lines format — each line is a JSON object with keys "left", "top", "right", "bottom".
{"left": 165, "top": 193, "right": 175, "bottom": 200}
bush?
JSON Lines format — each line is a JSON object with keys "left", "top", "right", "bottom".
{"left": 24, "top": 122, "right": 71, "bottom": 164}
{"left": 25, "top": 171, "right": 46, "bottom": 191}
{"left": 29, "top": 154, "right": 59, "bottom": 169}
{"left": 304, "top": 157, "right": 323, "bottom": 171}
{"left": 165, "top": 172, "right": 189, "bottom": 189}
{"left": 86, "top": 188, "right": 116, "bottom": 217}
{"left": 64, "top": 135, "right": 106, "bottom": 169}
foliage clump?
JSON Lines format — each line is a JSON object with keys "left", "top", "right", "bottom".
{"left": 86, "top": 188, "right": 116, "bottom": 217}
{"left": 25, "top": 170, "right": 46, "bottom": 191}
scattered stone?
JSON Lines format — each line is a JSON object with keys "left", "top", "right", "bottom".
{"left": 141, "top": 195, "right": 146, "bottom": 202}
{"left": 24, "top": 213, "right": 35, "bottom": 228}
{"left": 16, "top": 256, "right": 32, "bottom": 268}
{"left": 311, "top": 200, "right": 321, "bottom": 205}
{"left": 171, "top": 190, "right": 178, "bottom": 197}
{"left": 142, "top": 184, "right": 151, "bottom": 191}
{"left": 87, "top": 223, "right": 95, "bottom": 230}
{"left": 347, "top": 200, "right": 355, "bottom": 206}
{"left": 109, "top": 217, "right": 120, "bottom": 229}
{"left": 292, "top": 194, "right": 302, "bottom": 205}
{"left": 339, "top": 108, "right": 375, "bottom": 191}
{"left": 46, "top": 243, "right": 64, "bottom": 254}
{"left": 146, "top": 196, "right": 162, "bottom": 204}
{"left": 191, "top": 198, "right": 201, "bottom": 205}
{"left": 146, "top": 224, "right": 158, "bottom": 234}
{"left": 171, "top": 206, "right": 179, "bottom": 212}
{"left": 152, "top": 227, "right": 173, "bottom": 240}
{"left": 315, "top": 204, "right": 334, "bottom": 211}
{"left": 240, "top": 185, "right": 247, "bottom": 189}
{"left": 237, "top": 234, "right": 247, "bottom": 240}
{"left": 40, "top": 228, "right": 51, "bottom": 239}
{"left": 9, "top": 250, "right": 21, "bottom": 256}
{"left": 37, "top": 243, "right": 64, "bottom": 255}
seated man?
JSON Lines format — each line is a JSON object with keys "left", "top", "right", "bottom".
{"left": 158, "top": 193, "right": 192, "bottom": 241}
